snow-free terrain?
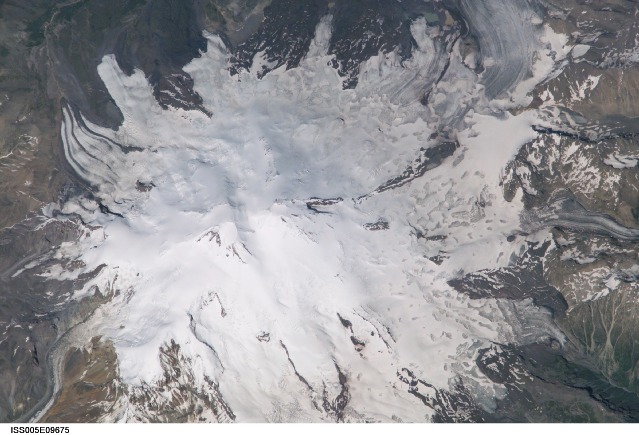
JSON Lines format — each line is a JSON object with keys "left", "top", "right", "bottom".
{"left": 29, "top": 9, "right": 576, "bottom": 422}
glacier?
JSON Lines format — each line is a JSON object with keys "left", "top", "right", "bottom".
{"left": 34, "top": 11, "right": 571, "bottom": 422}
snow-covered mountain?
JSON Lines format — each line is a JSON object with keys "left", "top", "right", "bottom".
{"left": 2, "top": 0, "right": 639, "bottom": 423}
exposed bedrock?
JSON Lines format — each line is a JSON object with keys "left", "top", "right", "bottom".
{"left": 448, "top": 240, "right": 568, "bottom": 318}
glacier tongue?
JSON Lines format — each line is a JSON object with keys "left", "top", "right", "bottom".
{"left": 51, "top": 14, "right": 565, "bottom": 422}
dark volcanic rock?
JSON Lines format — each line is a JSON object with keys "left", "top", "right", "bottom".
{"left": 115, "top": 0, "right": 210, "bottom": 114}
{"left": 229, "top": 0, "right": 328, "bottom": 78}
{"left": 373, "top": 141, "right": 460, "bottom": 194}
{"left": 38, "top": 0, "right": 213, "bottom": 128}
{"left": 397, "top": 368, "right": 487, "bottom": 422}
{"left": 328, "top": 0, "right": 436, "bottom": 89}
{"left": 448, "top": 240, "right": 568, "bottom": 317}
{"left": 227, "top": 0, "right": 446, "bottom": 89}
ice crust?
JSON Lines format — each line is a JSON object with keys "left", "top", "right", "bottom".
{"left": 52, "top": 16, "right": 565, "bottom": 421}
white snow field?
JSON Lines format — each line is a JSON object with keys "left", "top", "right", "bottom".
{"left": 44, "top": 15, "right": 569, "bottom": 421}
